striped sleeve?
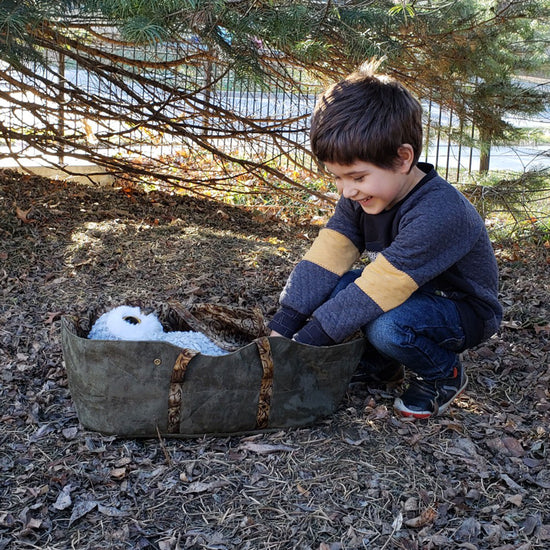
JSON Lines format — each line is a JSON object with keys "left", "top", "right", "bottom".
{"left": 277, "top": 229, "right": 360, "bottom": 318}
{"left": 303, "top": 228, "right": 361, "bottom": 276}
{"left": 310, "top": 252, "right": 419, "bottom": 342}
{"left": 354, "top": 253, "right": 419, "bottom": 311}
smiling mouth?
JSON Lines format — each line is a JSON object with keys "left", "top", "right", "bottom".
{"left": 359, "top": 196, "right": 373, "bottom": 204}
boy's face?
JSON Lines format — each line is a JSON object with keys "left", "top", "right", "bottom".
{"left": 325, "top": 152, "right": 420, "bottom": 214}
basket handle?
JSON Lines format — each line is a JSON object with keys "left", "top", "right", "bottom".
{"left": 167, "top": 348, "right": 199, "bottom": 434}
{"left": 255, "top": 337, "right": 274, "bottom": 430}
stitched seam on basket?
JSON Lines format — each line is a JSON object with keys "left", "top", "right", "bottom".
{"left": 255, "top": 337, "right": 274, "bottom": 430}
{"left": 167, "top": 349, "right": 198, "bottom": 434}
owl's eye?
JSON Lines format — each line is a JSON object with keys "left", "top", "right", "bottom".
{"left": 122, "top": 316, "right": 141, "bottom": 325}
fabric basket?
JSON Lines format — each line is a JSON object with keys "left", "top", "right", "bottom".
{"left": 61, "top": 301, "right": 365, "bottom": 437}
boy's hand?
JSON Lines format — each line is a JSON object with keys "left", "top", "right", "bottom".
{"left": 294, "top": 318, "right": 336, "bottom": 346}
{"left": 268, "top": 306, "right": 308, "bottom": 338}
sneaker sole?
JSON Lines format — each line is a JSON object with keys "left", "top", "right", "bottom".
{"left": 393, "top": 373, "right": 468, "bottom": 419}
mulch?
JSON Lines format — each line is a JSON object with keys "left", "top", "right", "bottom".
{"left": 1, "top": 169, "right": 549, "bottom": 550}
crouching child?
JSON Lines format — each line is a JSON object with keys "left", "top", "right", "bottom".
{"left": 269, "top": 66, "right": 502, "bottom": 419}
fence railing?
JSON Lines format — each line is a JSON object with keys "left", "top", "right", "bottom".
{"left": 1, "top": 27, "right": 549, "bottom": 196}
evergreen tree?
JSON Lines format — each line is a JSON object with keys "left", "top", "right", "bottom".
{"left": 0, "top": 0, "right": 548, "bottom": 199}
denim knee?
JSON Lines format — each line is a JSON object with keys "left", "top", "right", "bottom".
{"left": 365, "top": 315, "right": 407, "bottom": 357}
{"left": 363, "top": 294, "right": 466, "bottom": 379}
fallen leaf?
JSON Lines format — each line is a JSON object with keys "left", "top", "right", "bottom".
{"left": 30, "top": 424, "right": 55, "bottom": 442}
{"left": 367, "top": 405, "right": 389, "bottom": 421}
{"left": 500, "top": 320, "right": 521, "bottom": 329}
{"left": 183, "top": 480, "right": 229, "bottom": 494}
{"left": 15, "top": 204, "right": 35, "bottom": 224}
{"left": 486, "top": 437, "right": 525, "bottom": 457}
{"left": 405, "top": 506, "right": 438, "bottom": 528}
{"left": 391, "top": 511, "right": 403, "bottom": 531}
{"left": 0, "top": 513, "right": 14, "bottom": 528}
{"left": 68, "top": 500, "right": 98, "bottom": 527}
{"left": 22, "top": 517, "right": 42, "bottom": 532}
{"left": 422, "top": 534, "right": 451, "bottom": 546}
{"left": 501, "top": 473, "right": 525, "bottom": 492}
{"left": 53, "top": 485, "right": 73, "bottom": 511}
{"left": 239, "top": 441, "right": 297, "bottom": 454}
{"left": 158, "top": 536, "right": 178, "bottom": 550}
{"left": 455, "top": 517, "right": 481, "bottom": 542}
{"left": 98, "top": 504, "right": 128, "bottom": 518}
{"left": 502, "top": 437, "right": 525, "bottom": 457}
{"left": 403, "top": 497, "right": 418, "bottom": 513}
{"left": 45, "top": 311, "right": 62, "bottom": 324}
{"left": 537, "top": 524, "right": 550, "bottom": 541}
{"left": 62, "top": 427, "right": 79, "bottom": 440}
{"left": 506, "top": 493, "right": 523, "bottom": 506}
{"left": 110, "top": 467, "right": 127, "bottom": 480}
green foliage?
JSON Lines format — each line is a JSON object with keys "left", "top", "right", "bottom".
{"left": 3, "top": 1, "right": 549, "bottom": 93}
{"left": 460, "top": 168, "right": 550, "bottom": 239}
{"left": 388, "top": 2, "right": 415, "bottom": 22}
{"left": 0, "top": 0, "right": 79, "bottom": 64}
{"left": 379, "top": 0, "right": 550, "bottom": 146}
{"left": 0, "top": 1, "right": 40, "bottom": 64}
{"left": 119, "top": 16, "right": 170, "bottom": 44}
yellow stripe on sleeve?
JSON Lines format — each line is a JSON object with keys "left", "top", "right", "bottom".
{"left": 302, "top": 228, "right": 361, "bottom": 276}
{"left": 355, "top": 254, "right": 419, "bottom": 312}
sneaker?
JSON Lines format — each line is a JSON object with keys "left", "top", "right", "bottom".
{"left": 351, "top": 358, "right": 405, "bottom": 389}
{"left": 393, "top": 362, "right": 468, "bottom": 419}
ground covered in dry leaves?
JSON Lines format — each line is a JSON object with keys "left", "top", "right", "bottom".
{"left": 1, "top": 169, "right": 549, "bottom": 550}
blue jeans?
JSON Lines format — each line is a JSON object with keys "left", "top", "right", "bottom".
{"left": 332, "top": 270, "right": 466, "bottom": 380}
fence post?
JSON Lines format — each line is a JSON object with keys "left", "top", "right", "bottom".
{"left": 57, "top": 50, "right": 66, "bottom": 165}
{"left": 203, "top": 54, "right": 214, "bottom": 137}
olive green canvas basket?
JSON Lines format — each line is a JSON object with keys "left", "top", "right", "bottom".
{"left": 61, "top": 302, "right": 365, "bottom": 438}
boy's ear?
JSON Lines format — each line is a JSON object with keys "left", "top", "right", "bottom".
{"left": 396, "top": 144, "right": 415, "bottom": 172}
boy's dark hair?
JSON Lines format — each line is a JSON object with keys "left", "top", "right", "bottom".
{"left": 310, "top": 67, "right": 423, "bottom": 170}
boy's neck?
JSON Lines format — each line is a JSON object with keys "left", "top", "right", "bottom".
{"left": 390, "top": 165, "right": 425, "bottom": 208}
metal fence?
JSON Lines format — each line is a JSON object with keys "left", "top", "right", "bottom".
{"left": 422, "top": 79, "right": 550, "bottom": 180}
{"left": 1, "top": 28, "right": 549, "bottom": 191}
{"left": 0, "top": 32, "right": 322, "bottom": 190}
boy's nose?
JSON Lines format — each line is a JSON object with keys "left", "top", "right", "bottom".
{"left": 341, "top": 182, "right": 358, "bottom": 199}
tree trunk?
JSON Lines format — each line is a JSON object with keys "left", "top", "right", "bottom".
{"left": 479, "top": 127, "right": 492, "bottom": 174}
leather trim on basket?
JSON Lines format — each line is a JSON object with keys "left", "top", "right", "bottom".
{"left": 167, "top": 349, "right": 198, "bottom": 434}
{"left": 255, "top": 337, "right": 274, "bottom": 429}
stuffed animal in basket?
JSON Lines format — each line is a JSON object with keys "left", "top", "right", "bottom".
{"left": 88, "top": 305, "right": 228, "bottom": 356}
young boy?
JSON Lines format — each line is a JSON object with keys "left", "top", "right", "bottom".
{"left": 269, "top": 68, "right": 502, "bottom": 419}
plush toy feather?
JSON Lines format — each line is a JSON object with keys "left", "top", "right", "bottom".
{"left": 88, "top": 306, "right": 228, "bottom": 356}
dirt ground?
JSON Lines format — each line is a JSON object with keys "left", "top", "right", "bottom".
{"left": 1, "top": 169, "right": 549, "bottom": 550}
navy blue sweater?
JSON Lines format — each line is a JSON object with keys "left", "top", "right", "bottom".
{"left": 269, "top": 163, "right": 502, "bottom": 347}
